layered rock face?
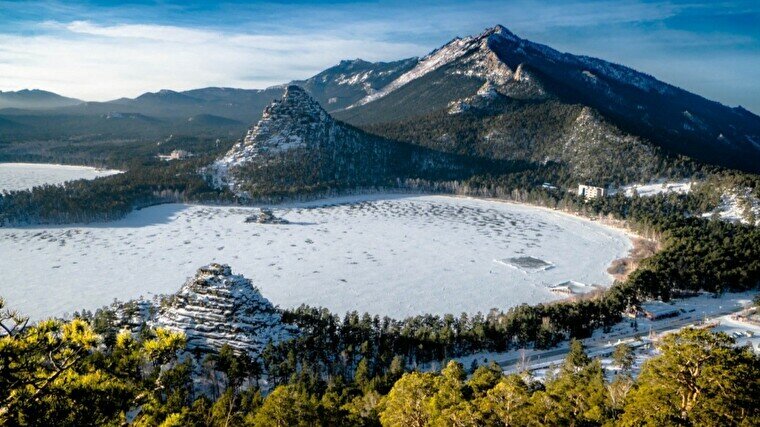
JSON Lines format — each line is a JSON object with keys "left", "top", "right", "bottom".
{"left": 155, "top": 263, "right": 295, "bottom": 356}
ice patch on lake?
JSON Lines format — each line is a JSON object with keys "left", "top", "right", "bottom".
{"left": 0, "top": 163, "right": 121, "bottom": 192}
{"left": 0, "top": 195, "right": 632, "bottom": 320}
{"left": 494, "top": 256, "right": 554, "bottom": 272}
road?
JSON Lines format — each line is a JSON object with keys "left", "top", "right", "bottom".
{"left": 497, "top": 302, "right": 747, "bottom": 371}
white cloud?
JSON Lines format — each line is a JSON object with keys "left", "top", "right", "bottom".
{"left": 0, "top": 21, "right": 426, "bottom": 101}
{"left": 0, "top": 0, "right": 757, "bottom": 112}
{"left": 64, "top": 20, "right": 219, "bottom": 43}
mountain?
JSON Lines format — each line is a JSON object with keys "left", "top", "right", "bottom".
{"left": 186, "top": 114, "right": 244, "bottom": 127}
{"left": 291, "top": 58, "right": 418, "bottom": 111}
{"left": 0, "top": 59, "right": 416, "bottom": 143}
{"left": 0, "top": 88, "right": 274, "bottom": 142}
{"left": 0, "top": 89, "right": 83, "bottom": 110}
{"left": 153, "top": 263, "right": 295, "bottom": 356}
{"left": 64, "top": 87, "right": 284, "bottom": 123}
{"left": 2, "top": 25, "right": 758, "bottom": 177}
{"left": 335, "top": 25, "right": 760, "bottom": 176}
{"left": 208, "top": 85, "right": 500, "bottom": 197}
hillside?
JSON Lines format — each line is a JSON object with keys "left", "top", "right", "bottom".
{"left": 335, "top": 25, "right": 760, "bottom": 176}
{"left": 154, "top": 263, "right": 296, "bottom": 357}
{"left": 207, "top": 85, "right": 505, "bottom": 197}
{"left": 291, "top": 58, "right": 418, "bottom": 111}
{"left": 1, "top": 25, "right": 758, "bottom": 182}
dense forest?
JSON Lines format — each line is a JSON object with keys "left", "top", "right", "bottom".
{"left": 249, "top": 205, "right": 760, "bottom": 403}
{"left": 3, "top": 183, "right": 758, "bottom": 425}
{"left": 2, "top": 298, "right": 757, "bottom": 426}
{"left": 2, "top": 122, "right": 760, "bottom": 425}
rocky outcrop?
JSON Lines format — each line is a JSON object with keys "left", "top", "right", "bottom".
{"left": 154, "top": 263, "right": 295, "bottom": 356}
{"left": 208, "top": 85, "right": 326, "bottom": 190}
{"left": 245, "top": 208, "right": 289, "bottom": 224}
{"left": 207, "top": 86, "right": 480, "bottom": 197}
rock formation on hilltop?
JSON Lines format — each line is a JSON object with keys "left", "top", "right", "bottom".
{"left": 207, "top": 85, "right": 492, "bottom": 198}
{"left": 154, "top": 263, "right": 295, "bottom": 357}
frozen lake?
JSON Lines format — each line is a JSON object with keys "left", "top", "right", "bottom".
{"left": 0, "top": 162, "right": 121, "bottom": 192}
{"left": 0, "top": 195, "right": 632, "bottom": 319}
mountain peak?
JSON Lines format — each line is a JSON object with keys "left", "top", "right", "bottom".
{"left": 352, "top": 24, "right": 521, "bottom": 107}
{"left": 283, "top": 84, "right": 309, "bottom": 97}
{"left": 208, "top": 85, "right": 334, "bottom": 192}
{"left": 276, "top": 85, "right": 328, "bottom": 119}
{"left": 338, "top": 58, "right": 370, "bottom": 67}
{"left": 483, "top": 24, "right": 519, "bottom": 41}
{"left": 0, "top": 88, "right": 83, "bottom": 109}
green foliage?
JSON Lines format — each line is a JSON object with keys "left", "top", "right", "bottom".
{"left": 563, "top": 339, "right": 591, "bottom": 372}
{"left": 612, "top": 343, "right": 635, "bottom": 372}
{"left": 622, "top": 328, "right": 760, "bottom": 426}
{"left": 379, "top": 372, "right": 438, "bottom": 427}
{"left": 0, "top": 298, "right": 186, "bottom": 426}
{"left": 251, "top": 384, "right": 320, "bottom": 426}
{"left": 1, "top": 298, "right": 758, "bottom": 426}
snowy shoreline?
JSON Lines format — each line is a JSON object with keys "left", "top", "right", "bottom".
{"left": 1, "top": 194, "right": 632, "bottom": 320}
{"left": 0, "top": 162, "right": 122, "bottom": 193}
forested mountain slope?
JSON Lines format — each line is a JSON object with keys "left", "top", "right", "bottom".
{"left": 335, "top": 25, "right": 760, "bottom": 176}
{"left": 3, "top": 26, "right": 757, "bottom": 180}
{"left": 207, "top": 85, "right": 509, "bottom": 197}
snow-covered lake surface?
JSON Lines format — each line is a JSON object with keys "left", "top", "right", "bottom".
{"left": 0, "top": 162, "right": 121, "bottom": 192}
{"left": 0, "top": 194, "right": 632, "bottom": 320}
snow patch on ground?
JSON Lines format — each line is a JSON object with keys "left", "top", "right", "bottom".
{"left": 445, "top": 291, "right": 758, "bottom": 379}
{"left": 0, "top": 195, "right": 631, "bottom": 320}
{"left": 620, "top": 180, "right": 694, "bottom": 197}
{"left": 702, "top": 187, "right": 760, "bottom": 225}
{"left": 0, "top": 163, "right": 121, "bottom": 192}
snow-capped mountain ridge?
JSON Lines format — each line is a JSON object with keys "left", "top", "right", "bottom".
{"left": 353, "top": 27, "right": 508, "bottom": 107}
{"left": 352, "top": 24, "right": 680, "bottom": 108}
{"left": 292, "top": 57, "right": 418, "bottom": 111}
{"left": 336, "top": 24, "right": 760, "bottom": 174}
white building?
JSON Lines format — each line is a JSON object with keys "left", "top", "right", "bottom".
{"left": 157, "top": 149, "right": 193, "bottom": 161}
{"left": 578, "top": 184, "right": 607, "bottom": 199}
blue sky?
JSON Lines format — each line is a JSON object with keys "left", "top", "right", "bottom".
{"left": 0, "top": 0, "right": 758, "bottom": 112}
